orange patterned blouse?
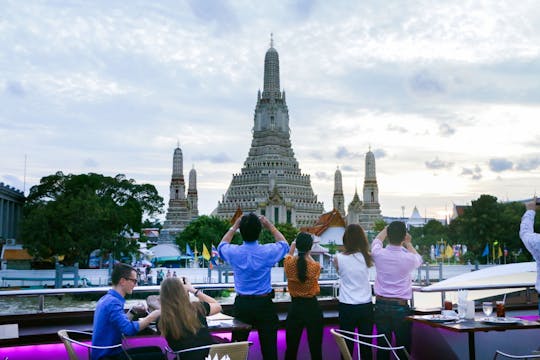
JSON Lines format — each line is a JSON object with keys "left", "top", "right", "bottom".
{"left": 284, "top": 255, "right": 321, "bottom": 298}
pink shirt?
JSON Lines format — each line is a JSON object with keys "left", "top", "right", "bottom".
{"left": 371, "top": 238, "right": 422, "bottom": 300}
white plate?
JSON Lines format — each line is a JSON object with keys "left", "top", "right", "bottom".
{"left": 478, "top": 317, "right": 522, "bottom": 324}
{"left": 420, "top": 314, "right": 459, "bottom": 322}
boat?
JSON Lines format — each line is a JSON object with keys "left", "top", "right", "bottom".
{"left": 0, "top": 265, "right": 538, "bottom": 359}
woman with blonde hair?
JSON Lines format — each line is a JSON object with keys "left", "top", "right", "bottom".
{"left": 159, "top": 277, "right": 222, "bottom": 359}
{"left": 284, "top": 232, "right": 323, "bottom": 360}
{"left": 333, "top": 224, "right": 374, "bottom": 359}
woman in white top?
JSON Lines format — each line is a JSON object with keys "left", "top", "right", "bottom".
{"left": 333, "top": 224, "right": 374, "bottom": 359}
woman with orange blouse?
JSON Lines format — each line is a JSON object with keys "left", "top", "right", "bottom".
{"left": 284, "top": 232, "right": 323, "bottom": 360}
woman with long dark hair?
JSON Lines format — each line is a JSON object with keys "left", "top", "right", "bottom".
{"left": 159, "top": 277, "right": 222, "bottom": 360}
{"left": 284, "top": 232, "right": 323, "bottom": 360}
{"left": 333, "top": 224, "right": 374, "bottom": 359}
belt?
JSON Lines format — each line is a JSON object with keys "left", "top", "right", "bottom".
{"left": 376, "top": 295, "right": 408, "bottom": 306}
{"left": 237, "top": 292, "right": 273, "bottom": 298}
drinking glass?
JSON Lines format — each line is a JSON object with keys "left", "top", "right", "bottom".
{"left": 495, "top": 301, "right": 505, "bottom": 317}
{"left": 482, "top": 302, "right": 493, "bottom": 317}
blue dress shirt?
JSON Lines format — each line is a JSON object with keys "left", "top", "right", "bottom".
{"left": 218, "top": 240, "right": 289, "bottom": 295}
{"left": 91, "top": 289, "right": 139, "bottom": 360}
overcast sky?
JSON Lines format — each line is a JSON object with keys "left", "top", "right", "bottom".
{"left": 2, "top": 1, "right": 539, "bottom": 221}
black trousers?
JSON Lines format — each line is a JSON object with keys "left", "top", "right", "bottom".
{"left": 232, "top": 295, "right": 279, "bottom": 360}
{"left": 338, "top": 302, "right": 374, "bottom": 360}
{"left": 285, "top": 297, "right": 323, "bottom": 360}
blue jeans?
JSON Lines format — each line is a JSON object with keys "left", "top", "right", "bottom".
{"left": 374, "top": 300, "right": 411, "bottom": 360}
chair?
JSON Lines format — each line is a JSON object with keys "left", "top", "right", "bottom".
{"left": 165, "top": 341, "right": 252, "bottom": 360}
{"left": 57, "top": 329, "right": 123, "bottom": 360}
{"left": 493, "top": 350, "right": 540, "bottom": 359}
{"left": 330, "top": 328, "right": 410, "bottom": 360}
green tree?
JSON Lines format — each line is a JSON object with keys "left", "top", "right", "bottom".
{"left": 259, "top": 223, "right": 299, "bottom": 244}
{"left": 21, "top": 172, "right": 164, "bottom": 266}
{"left": 177, "top": 216, "right": 237, "bottom": 254}
{"left": 372, "top": 219, "right": 387, "bottom": 232}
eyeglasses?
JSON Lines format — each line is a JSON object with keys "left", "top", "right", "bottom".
{"left": 124, "top": 277, "right": 137, "bottom": 284}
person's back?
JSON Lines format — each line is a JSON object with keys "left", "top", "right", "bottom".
{"left": 520, "top": 197, "right": 540, "bottom": 314}
{"left": 284, "top": 233, "right": 322, "bottom": 360}
{"left": 371, "top": 222, "right": 422, "bottom": 360}
{"left": 218, "top": 213, "right": 289, "bottom": 360}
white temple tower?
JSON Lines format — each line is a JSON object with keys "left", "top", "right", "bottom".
{"left": 215, "top": 37, "right": 324, "bottom": 227}
{"left": 161, "top": 146, "right": 198, "bottom": 242}
{"left": 333, "top": 167, "right": 345, "bottom": 218}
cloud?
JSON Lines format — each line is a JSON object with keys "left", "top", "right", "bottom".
{"left": 515, "top": 157, "right": 540, "bottom": 171}
{"left": 5, "top": 80, "right": 26, "bottom": 97}
{"left": 341, "top": 165, "right": 357, "bottom": 172}
{"left": 489, "top": 158, "right": 514, "bottom": 172}
{"left": 461, "top": 165, "right": 482, "bottom": 180}
{"left": 373, "top": 148, "right": 386, "bottom": 158}
{"left": 0, "top": 175, "right": 25, "bottom": 192}
{"left": 335, "top": 146, "right": 361, "bottom": 159}
{"left": 425, "top": 157, "right": 454, "bottom": 170}
{"left": 439, "top": 123, "right": 455, "bottom": 137}
{"left": 409, "top": 70, "right": 445, "bottom": 96}
{"left": 309, "top": 151, "right": 323, "bottom": 160}
{"left": 192, "top": 152, "right": 232, "bottom": 163}
{"left": 84, "top": 158, "right": 99, "bottom": 168}
{"left": 387, "top": 124, "right": 407, "bottom": 133}
{"left": 315, "top": 171, "right": 332, "bottom": 181}
{"left": 187, "top": 0, "right": 239, "bottom": 34}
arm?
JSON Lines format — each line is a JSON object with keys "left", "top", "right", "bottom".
{"left": 287, "top": 241, "right": 296, "bottom": 257}
{"left": 403, "top": 233, "right": 419, "bottom": 255}
{"left": 520, "top": 197, "right": 540, "bottom": 257}
{"left": 137, "top": 309, "right": 160, "bottom": 330}
{"left": 220, "top": 216, "right": 242, "bottom": 244}
{"left": 185, "top": 279, "right": 222, "bottom": 316}
{"left": 333, "top": 255, "right": 339, "bottom": 272}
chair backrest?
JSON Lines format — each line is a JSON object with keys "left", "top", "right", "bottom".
{"left": 493, "top": 350, "right": 540, "bottom": 359}
{"left": 58, "top": 329, "right": 83, "bottom": 360}
{"left": 330, "top": 328, "right": 410, "bottom": 360}
{"left": 58, "top": 329, "right": 124, "bottom": 360}
{"left": 165, "top": 341, "right": 252, "bottom": 360}
{"left": 209, "top": 341, "right": 251, "bottom": 360}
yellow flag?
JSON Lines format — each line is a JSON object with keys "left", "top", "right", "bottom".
{"left": 445, "top": 245, "right": 454, "bottom": 258}
{"left": 202, "top": 244, "right": 211, "bottom": 261}
{"left": 498, "top": 246, "right": 503, "bottom": 258}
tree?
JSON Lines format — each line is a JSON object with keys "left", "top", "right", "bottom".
{"left": 21, "top": 172, "right": 163, "bottom": 266}
{"left": 373, "top": 219, "right": 387, "bottom": 232}
{"left": 259, "top": 223, "right": 299, "bottom": 244}
{"left": 177, "top": 216, "right": 237, "bottom": 253}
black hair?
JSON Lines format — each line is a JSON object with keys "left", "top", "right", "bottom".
{"left": 239, "top": 213, "right": 262, "bottom": 242}
{"left": 387, "top": 221, "right": 406, "bottom": 245}
{"left": 111, "top": 263, "right": 135, "bottom": 285}
{"left": 295, "top": 232, "right": 313, "bottom": 283}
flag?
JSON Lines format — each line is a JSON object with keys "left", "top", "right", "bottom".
{"left": 202, "top": 243, "right": 211, "bottom": 261}
{"left": 210, "top": 245, "right": 219, "bottom": 266}
{"left": 434, "top": 244, "right": 440, "bottom": 257}
{"left": 430, "top": 245, "right": 435, "bottom": 260}
{"left": 481, "top": 243, "right": 489, "bottom": 257}
{"left": 497, "top": 246, "right": 503, "bottom": 258}
{"left": 445, "top": 245, "right": 453, "bottom": 258}
{"left": 462, "top": 244, "right": 468, "bottom": 255}
{"left": 504, "top": 246, "right": 508, "bottom": 257}
{"left": 185, "top": 243, "right": 194, "bottom": 257}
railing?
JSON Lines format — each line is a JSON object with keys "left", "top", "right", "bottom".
{"left": 0, "top": 279, "right": 536, "bottom": 313}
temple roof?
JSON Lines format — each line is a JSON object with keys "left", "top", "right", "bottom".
{"left": 300, "top": 208, "right": 346, "bottom": 236}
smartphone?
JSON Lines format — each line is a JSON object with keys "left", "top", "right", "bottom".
{"left": 182, "top": 277, "right": 186, "bottom": 284}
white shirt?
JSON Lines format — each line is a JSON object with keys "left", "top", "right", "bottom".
{"left": 335, "top": 252, "right": 372, "bottom": 305}
{"left": 520, "top": 210, "right": 540, "bottom": 292}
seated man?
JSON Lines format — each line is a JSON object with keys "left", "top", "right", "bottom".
{"left": 92, "top": 263, "right": 161, "bottom": 360}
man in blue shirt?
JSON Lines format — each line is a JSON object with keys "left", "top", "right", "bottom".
{"left": 92, "top": 263, "right": 161, "bottom": 360}
{"left": 218, "top": 213, "right": 289, "bottom": 360}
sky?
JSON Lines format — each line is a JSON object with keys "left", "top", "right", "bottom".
{"left": 2, "top": 0, "right": 540, "bottom": 222}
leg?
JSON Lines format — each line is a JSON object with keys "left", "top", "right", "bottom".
{"left": 356, "top": 302, "right": 374, "bottom": 360}
{"left": 232, "top": 296, "right": 252, "bottom": 342}
{"left": 391, "top": 305, "right": 412, "bottom": 356}
{"left": 374, "top": 302, "right": 393, "bottom": 360}
{"left": 253, "top": 298, "right": 279, "bottom": 360}
{"left": 339, "top": 302, "right": 358, "bottom": 357}
{"left": 304, "top": 299, "right": 323, "bottom": 360}
{"left": 285, "top": 302, "right": 304, "bottom": 360}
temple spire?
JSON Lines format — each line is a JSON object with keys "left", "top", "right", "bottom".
{"left": 262, "top": 34, "right": 280, "bottom": 99}
{"left": 270, "top": 32, "right": 274, "bottom": 48}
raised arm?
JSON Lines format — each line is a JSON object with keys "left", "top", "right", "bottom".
{"left": 184, "top": 278, "right": 222, "bottom": 315}
{"left": 220, "top": 216, "right": 242, "bottom": 244}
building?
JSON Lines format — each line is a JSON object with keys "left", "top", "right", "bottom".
{"left": 160, "top": 146, "right": 199, "bottom": 243}
{"left": 333, "top": 167, "right": 345, "bottom": 218}
{"left": 0, "top": 182, "right": 24, "bottom": 242}
{"left": 214, "top": 38, "right": 324, "bottom": 227}
{"left": 345, "top": 149, "right": 383, "bottom": 231}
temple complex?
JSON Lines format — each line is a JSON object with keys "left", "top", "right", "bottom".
{"left": 214, "top": 38, "right": 324, "bottom": 227}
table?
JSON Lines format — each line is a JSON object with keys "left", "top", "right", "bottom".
{"left": 408, "top": 315, "right": 540, "bottom": 360}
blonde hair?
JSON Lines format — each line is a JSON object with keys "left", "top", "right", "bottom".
{"left": 158, "top": 277, "right": 205, "bottom": 340}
